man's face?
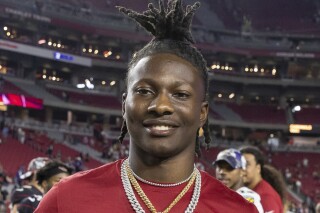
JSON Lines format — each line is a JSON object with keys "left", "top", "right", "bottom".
{"left": 44, "top": 173, "right": 69, "bottom": 193}
{"left": 215, "top": 161, "right": 242, "bottom": 190}
{"left": 123, "top": 53, "right": 208, "bottom": 158}
{"left": 242, "top": 153, "right": 260, "bottom": 186}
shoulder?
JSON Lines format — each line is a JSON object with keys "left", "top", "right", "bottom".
{"left": 237, "top": 187, "right": 264, "bottom": 213}
{"left": 11, "top": 186, "right": 34, "bottom": 204}
{"left": 256, "top": 180, "right": 283, "bottom": 212}
{"left": 58, "top": 160, "right": 122, "bottom": 190}
{"left": 200, "top": 171, "right": 258, "bottom": 212}
{"left": 18, "top": 194, "right": 42, "bottom": 213}
{"left": 35, "top": 160, "right": 123, "bottom": 212}
{"left": 237, "top": 186, "right": 261, "bottom": 201}
{"left": 41, "top": 160, "right": 122, "bottom": 198}
{"left": 256, "top": 180, "right": 280, "bottom": 198}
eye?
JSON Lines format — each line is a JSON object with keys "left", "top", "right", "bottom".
{"left": 173, "top": 91, "right": 190, "bottom": 99}
{"left": 136, "top": 88, "right": 154, "bottom": 96}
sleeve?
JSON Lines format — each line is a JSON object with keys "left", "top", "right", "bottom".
{"left": 34, "top": 185, "right": 59, "bottom": 213}
{"left": 236, "top": 187, "right": 264, "bottom": 213}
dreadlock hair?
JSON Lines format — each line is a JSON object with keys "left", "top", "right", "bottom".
{"left": 117, "top": 0, "right": 211, "bottom": 156}
{"left": 240, "top": 146, "right": 287, "bottom": 204}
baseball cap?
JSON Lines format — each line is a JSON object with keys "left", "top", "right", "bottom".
{"left": 20, "top": 157, "right": 50, "bottom": 179}
{"left": 213, "top": 148, "right": 246, "bottom": 169}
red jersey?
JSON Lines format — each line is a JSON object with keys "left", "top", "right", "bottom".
{"left": 253, "top": 179, "right": 283, "bottom": 213}
{"left": 35, "top": 159, "right": 257, "bottom": 213}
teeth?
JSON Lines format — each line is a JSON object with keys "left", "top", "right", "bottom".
{"left": 152, "top": 125, "right": 171, "bottom": 130}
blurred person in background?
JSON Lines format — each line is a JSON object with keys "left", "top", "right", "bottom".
{"left": 10, "top": 157, "right": 49, "bottom": 213}
{"left": 316, "top": 201, "right": 320, "bottom": 213}
{"left": 0, "top": 173, "right": 8, "bottom": 213}
{"left": 214, "top": 148, "right": 264, "bottom": 213}
{"left": 240, "top": 146, "right": 287, "bottom": 213}
{"left": 18, "top": 161, "right": 72, "bottom": 213}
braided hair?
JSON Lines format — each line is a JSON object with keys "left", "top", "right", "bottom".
{"left": 117, "top": 0, "right": 211, "bottom": 156}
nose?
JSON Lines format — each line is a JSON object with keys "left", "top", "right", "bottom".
{"left": 217, "top": 168, "right": 226, "bottom": 176}
{"left": 147, "top": 92, "right": 174, "bottom": 115}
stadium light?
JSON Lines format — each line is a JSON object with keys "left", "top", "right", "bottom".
{"left": 85, "top": 79, "right": 94, "bottom": 89}
{"left": 77, "top": 83, "right": 85, "bottom": 89}
{"left": 289, "top": 124, "right": 312, "bottom": 133}
{"left": 292, "top": 105, "right": 301, "bottom": 112}
{"left": 229, "top": 93, "right": 235, "bottom": 99}
{"left": 38, "top": 39, "right": 46, "bottom": 45}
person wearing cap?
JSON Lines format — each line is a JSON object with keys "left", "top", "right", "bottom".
{"left": 10, "top": 157, "right": 49, "bottom": 213}
{"left": 18, "top": 161, "right": 72, "bottom": 213}
{"left": 214, "top": 148, "right": 264, "bottom": 213}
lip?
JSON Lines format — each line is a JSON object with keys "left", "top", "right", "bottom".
{"left": 219, "top": 179, "right": 229, "bottom": 185}
{"left": 143, "top": 119, "right": 179, "bottom": 137}
{"left": 143, "top": 119, "right": 179, "bottom": 127}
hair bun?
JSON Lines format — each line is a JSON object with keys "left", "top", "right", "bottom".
{"left": 117, "top": 0, "right": 200, "bottom": 44}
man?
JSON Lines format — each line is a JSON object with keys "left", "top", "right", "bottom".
{"left": 18, "top": 161, "right": 72, "bottom": 213}
{"left": 240, "top": 146, "right": 284, "bottom": 213}
{"left": 35, "top": 1, "right": 258, "bottom": 212}
{"left": 214, "top": 148, "right": 264, "bottom": 213}
{"left": 10, "top": 157, "right": 49, "bottom": 213}
{"left": 316, "top": 201, "right": 320, "bottom": 213}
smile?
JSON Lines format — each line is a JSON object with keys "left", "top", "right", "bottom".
{"left": 150, "top": 125, "right": 173, "bottom": 130}
{"left": 145, "top": 125, "right": 177, "bottom": 136}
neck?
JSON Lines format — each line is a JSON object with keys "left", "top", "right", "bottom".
{"left": 232, "top": 180, "right": 244, "bottom": 191}
{"left": 248, "top": 175, "right": 262, "bottom": 190}
{"left": 128, "top": 151, "right": 195, "bottom": 184}
{"left": 31, "top": 182, "right": 44, "bottom": 194}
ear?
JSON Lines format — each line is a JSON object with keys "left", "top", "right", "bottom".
{"left": 199, "top": 101, "right": 209, "bottom": 127}
{"left": 240, "top": 169, "right": 245, "bottom": 178}
{"left": 122, "top": 93, "right": 127, "bottom": 117}
{"left": 257, "top": 163, "right": 261, "bottom": 175}
{"left": 42, "top": 180, "right": 48, "bottom": 191}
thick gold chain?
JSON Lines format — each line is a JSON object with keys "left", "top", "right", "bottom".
{"left": 125, "top": 161, "right": 196, "bottom": 213}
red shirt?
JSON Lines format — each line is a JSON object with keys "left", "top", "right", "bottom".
{"left": 253, "top": 179, "right": 283, "bottom": 213}
{"left": 35, "top": 159, "right": 257, "bottom": 213}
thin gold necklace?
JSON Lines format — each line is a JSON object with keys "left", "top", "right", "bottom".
{"left": 125, "top": 160, "right": 196, "bottom": 213}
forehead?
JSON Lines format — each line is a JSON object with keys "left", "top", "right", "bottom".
{"left": 49, "top": 172, "right": 69, "bottom": 181}
{"left": 243, "top": 153, "right": 256, "bottom": 163}
{"left": 128, "top": 53, "right": 202, "bottom": 85}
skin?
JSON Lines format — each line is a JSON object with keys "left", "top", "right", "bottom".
{"left": 123, "top": 53, "right": 208, "bottom": 183}
{"left": 316, "top": 202, "right": 320, "bottom": 213}
{"left": 42, "top": 172, "right": 69, "bottom": 193}
{"left": 242, "top": 153, "right": 262, "bottom": 190}
{"left": 215, "top": 161, "right": 244, "bottom": 190}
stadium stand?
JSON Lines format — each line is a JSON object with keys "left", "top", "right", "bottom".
{"left": 0, "top": 0, "right": 319, "bottom": 212}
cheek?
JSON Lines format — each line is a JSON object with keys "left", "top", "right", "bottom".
{"left": 180, "top": 105, "right": 201, "bottom": 124}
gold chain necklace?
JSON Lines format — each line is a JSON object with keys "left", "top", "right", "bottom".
{"left": 125, "top": 161, "right": 196, "bottom": 213}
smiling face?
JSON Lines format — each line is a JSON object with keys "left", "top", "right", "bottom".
{"left": 123, "top": 53, "right": 208, "bottom": 160}
{"left": 215, "top": 161, "right": 243, "bottom": 190}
